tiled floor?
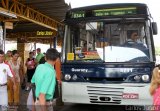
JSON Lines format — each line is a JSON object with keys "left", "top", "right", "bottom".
{"left": 8, "top": 89, "right": 64, "bottom": 111}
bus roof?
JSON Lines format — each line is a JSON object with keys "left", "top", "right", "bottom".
{"left": 69, "top": 3, "right": 147, "bottom": 12}
{"left": 65, "top": 3, "right": 149, "bottom": 22}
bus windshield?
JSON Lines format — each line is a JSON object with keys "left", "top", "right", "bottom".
{"left": 64, "top": 20, "right": 151, "bottom": 63}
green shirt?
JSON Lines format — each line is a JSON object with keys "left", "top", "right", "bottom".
{"left": 31, "top": 62, "right": 56, "bottom": 100}
{"left": 36, "top": 53, "right": 44, "bottom": 63}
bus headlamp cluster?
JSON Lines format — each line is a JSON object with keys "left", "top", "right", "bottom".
{"left": 141, "top": 75, "right": 149, "bottom": 82}
{"left": 72, "top": 74, "right": 78, "bottom": 80}
{"left": 133, "top": 74, "right": 149, "bottom": 82}
{"left": 134, "top": 75, "right": 141, "bottom": 82}
{"left": 64, "top": 74, "right": 78, "bottom": 81}
{"left": 64, "top": 74, "right": 71, "bottom": 81}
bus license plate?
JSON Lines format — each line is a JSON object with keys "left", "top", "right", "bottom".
{"left": 122, "top": 93, "right": 139, "bottom": 99}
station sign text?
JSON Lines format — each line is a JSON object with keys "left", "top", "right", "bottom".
{"left": 37, "top": 31, "right": 53, "bottom": 36}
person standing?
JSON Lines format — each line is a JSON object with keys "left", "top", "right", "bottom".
{"left": 25, "top": 52, "right": 36, "bottom": 91}
{"left": 8, "top": 50, "right": 23, "bottom": 106}
{"left": 0, "top": 50, "right": 15, "bottom": 111}
{"left": 5, "top": 50, "right": 12, "bottom": 62}
{"left": 36, "top": 48, "right": 44, "bottom": 63}
{"left": 31, "top": 48, "right": 59, "bottom": 111}
{"left": 149, "top": 67, "right": 160, "bottom": 110}
{"left": 33, "top": 50, "right": 36, "bottom": 58}
{"left": 54, "top": 57, "right": 63, "bottom": 106}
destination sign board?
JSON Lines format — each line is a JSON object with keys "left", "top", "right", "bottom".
{"left": 93, "top": 7, "right": 137, "bottom": 16}
{"left": 68, "top": 7, "right": 139, "bottom": 19}
{"left": 71, "top": 11, "right": 85, "bottom": 18}
{"left": 37, "top": 31, "right": 53, "bottom": 36}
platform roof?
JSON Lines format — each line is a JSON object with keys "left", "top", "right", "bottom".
{"left": 22, "top": 0, "right": 69, "bottom": 21}
{"left": 12, "top": 0, "right": 70, "bottom": 32}
{"left": 0, "top": 0, "right": 70, "bottom": 43}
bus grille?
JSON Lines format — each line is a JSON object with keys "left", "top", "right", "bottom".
{"left": 87, "top": 86, "right": 124, "bottom": 104}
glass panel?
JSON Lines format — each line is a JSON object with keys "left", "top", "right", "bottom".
{"left": 65, "top": 20, "right": 150, "bottom": 63}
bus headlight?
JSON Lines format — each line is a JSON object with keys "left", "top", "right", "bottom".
{"left": 64, "top": 74, "right": 71, "bottom": 81}
{"left": 142, "top": 75, "right": 149, "bottom": 82}
{"left": 134, "top": 75, "right": 141, "bottom": 82}
{"left": 72, "top": 74, "right": 78, "bottom": 80}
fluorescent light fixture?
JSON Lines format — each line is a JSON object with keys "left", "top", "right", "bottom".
{"left": 0, "top": 10, "right": 17, "bottom": 18}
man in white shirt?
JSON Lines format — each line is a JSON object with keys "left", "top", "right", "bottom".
{"left": 0, "top": 50, "right": 15, "bottom": 111}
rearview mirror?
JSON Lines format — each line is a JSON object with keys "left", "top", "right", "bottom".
{"left": 57, "top": 25, "right": 64, "bottom": 38}
{"left": 152, "top": 22, "right": 158, "bottom": 35}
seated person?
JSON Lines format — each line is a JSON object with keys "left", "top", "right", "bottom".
{"left": 123, "top": 31, "right": 149, "bottom": 55}
{"left": 124, "top": 32, "right": 146, "bottom": 48}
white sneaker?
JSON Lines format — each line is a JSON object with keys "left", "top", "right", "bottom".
{"left": 25, "top": 87, "right": 30, "bottom": 91}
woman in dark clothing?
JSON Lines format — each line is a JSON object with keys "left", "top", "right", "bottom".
{"left": 25, "top": 52, "right": 36, "bottom": 91}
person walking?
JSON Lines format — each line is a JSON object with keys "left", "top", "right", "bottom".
{"left": 149, "top": 66, "right": 160, "bottom": 111}
{"left": 8, "top": 50, "right": 23, "bottom": 106}
{"left": 0, "top": 49, "right": 15, "bottom": 111}
{"left": 36, "top": 48, "right": 44, "bottom": 63}
{"left": 54, "top": 57, "right": 63, "bottom": 106}
{"left": 31, "top": 48, "right": 59, "bottom": 111}
{"left": 5, "top": 50, "right": 12, "bottom": 62}
{"left": 33, "top": 50, "right": 36, "bottom": 58}
{"left": 25, "top": 52, "right": 36, "bottom": 91}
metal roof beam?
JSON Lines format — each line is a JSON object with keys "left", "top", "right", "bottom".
{"left": 23, "top": 0, "right": 62, "bottom": 4}
{"left": 0, "top": 0, "right": 63, "bottom": 31}
{"left": 26, "top": 1, "right": 67, "bottom": 6}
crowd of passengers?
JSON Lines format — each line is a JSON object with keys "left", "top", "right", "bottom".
{"left": 0, "top": 48, "right": 61, "bottom": 111}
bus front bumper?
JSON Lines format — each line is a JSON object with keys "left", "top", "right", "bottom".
{"left": 62, "top": 82, "right": 152, "bottom": 105}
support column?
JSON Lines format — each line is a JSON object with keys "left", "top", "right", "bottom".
{"left": 17, "top": 38, "right": 25, "bottom": 62}
{"left": 50, "top": 37, "right": 53, "bottom": 48}
{"left": 3, "top": 23, "right": 6, "bottom": 52}
{"left": 34, "top": 42, "right": 36, "bottom": 50}
{"left": 53, "top": 36, "right": 57, "bottom": 48}
{"left": 0, "top": 23, "right": 4, "bottom": 50}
